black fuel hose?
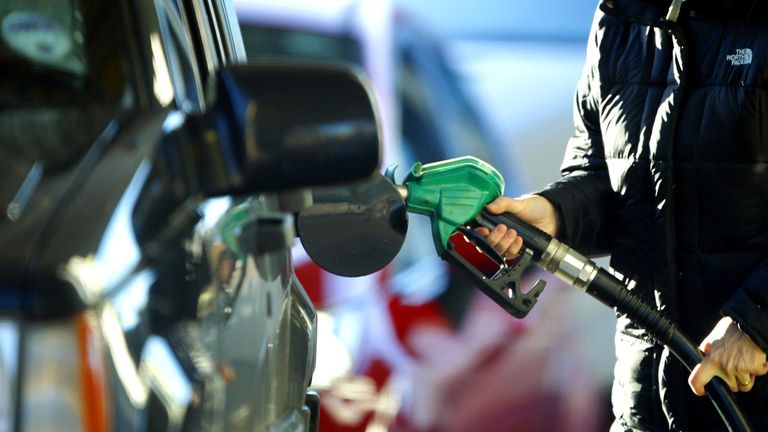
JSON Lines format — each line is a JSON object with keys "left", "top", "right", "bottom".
{"left": 479, "top": 210, "right": 752, "bottom": 432}
{"left": 588, "top": 268, "right": 750, "bottom": 432}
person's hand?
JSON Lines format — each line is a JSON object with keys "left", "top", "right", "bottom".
{"left": 475, "top": 195, "right": 559, "bottom": 259}
{"left": 688, "top": 316, "right": 768, "bottom": 395}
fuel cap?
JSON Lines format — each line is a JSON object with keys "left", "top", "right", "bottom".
{"left": 297, "top": 173, "right": 407, "bottom": 277}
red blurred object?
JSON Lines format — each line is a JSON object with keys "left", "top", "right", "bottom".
{"left": 295, "top": 248, "right": 606, "bottom": 432}
{"left": 448, "top": 231, "right": 501, "bottom": 278}
{"left": 388, "top": 295, "right": 453, "bottom": 359}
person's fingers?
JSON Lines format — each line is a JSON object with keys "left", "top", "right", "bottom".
{"left": 699, "top": 340, "right": 712, "bottom": 354}
{"left": 476, "top": 221, "right": 523, "bottom": 257}
{"left": 486, "top": 197, "right": 522, "bottom": 215}
{"left": 736, "top": 374, "right": 754, "bottom": 392}
{"left": 485, "top": 199, "right": 506, "bottom": 214}
{"left": 509, "top": 236, "right": 523, "bottom": 257}
{"left": 722, "top": 335, "right": 768, "bottom": 378}
{"left": 485, "top": 224, "right": 507, "bottom": 248}
{"left": 485, "top": 200, "right": 501, "bottom": 213}
{"left": 742, "top": 354, "right": 768, "bottom": 376}
{"left": 493, "top": 229, "right": 519, "bottom": 257}
{"left": 689, "top": 363, "right": 709, "bottom": 396}
{"left": 689, "top": 361, "right": 737, "bottom": 396}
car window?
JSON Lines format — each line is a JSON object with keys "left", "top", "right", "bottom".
{"left": 0, "top": 0, "right": 131, "bottom": 167}
{"left": 240, "top": 24, "right": 361, "bottom": 65}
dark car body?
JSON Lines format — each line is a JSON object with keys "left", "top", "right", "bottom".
{"left": 0, "top": 0, "right": 380, "bottom": 430}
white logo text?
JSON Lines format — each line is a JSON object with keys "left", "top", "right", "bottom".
{"left": 727, "top": 48, "right": 753, "bottom": 66}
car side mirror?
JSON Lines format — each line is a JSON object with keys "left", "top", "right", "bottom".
{"left": 171, "top": 61, "right": 381, "bottom": 196}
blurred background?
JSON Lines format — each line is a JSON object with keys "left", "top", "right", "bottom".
{"left": 233, "top": 0, "right": 616, "bottom": 430}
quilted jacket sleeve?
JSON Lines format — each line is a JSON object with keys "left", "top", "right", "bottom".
{"left": 722, "top": 261, "right": 768, "bottom": 354}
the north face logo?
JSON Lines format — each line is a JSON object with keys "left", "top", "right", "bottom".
{"left": 727, "top": 48, "right": 752, "bottom": 66}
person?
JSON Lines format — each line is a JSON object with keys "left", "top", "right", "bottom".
{"left": 478, "top": 0, "right": 768, "bottom": 430}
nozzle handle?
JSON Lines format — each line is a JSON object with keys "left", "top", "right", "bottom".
{"left": 477, "top": 210, "right": 553, "bottom": 261}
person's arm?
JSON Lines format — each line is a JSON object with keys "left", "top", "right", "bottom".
{"left": 721, "top": 263, "right": 768, "bottom": 356}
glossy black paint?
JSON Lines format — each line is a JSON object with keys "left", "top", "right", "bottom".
{"left": 297, "top": 173, "right": 408, "bottom": 277}
{"left": 0, "top": 63, "right": 381, "bottom": 317}
{"left": 185, "top": 63, "right": 381, "bottom": 196}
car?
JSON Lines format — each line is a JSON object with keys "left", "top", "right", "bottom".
{"left": 0, "top": 0, "right": 381, "bottom": 430}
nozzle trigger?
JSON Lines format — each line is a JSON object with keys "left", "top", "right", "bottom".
{"left": 442, "top": 230, "right": 545, "bottom": 318}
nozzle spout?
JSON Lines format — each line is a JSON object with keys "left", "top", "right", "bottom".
{"left": 395, "top": 184, "right": 408, "bottom": 201}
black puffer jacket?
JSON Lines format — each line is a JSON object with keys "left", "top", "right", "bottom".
{"left": 538, "top": 0, "right": 768, "bottom": 430}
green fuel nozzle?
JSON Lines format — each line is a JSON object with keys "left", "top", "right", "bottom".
{"left": 399, "top": 156, "right": 504, "bottom": 254}
{"left": 392, "top": 156, "right": 545, "bottom": 318}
